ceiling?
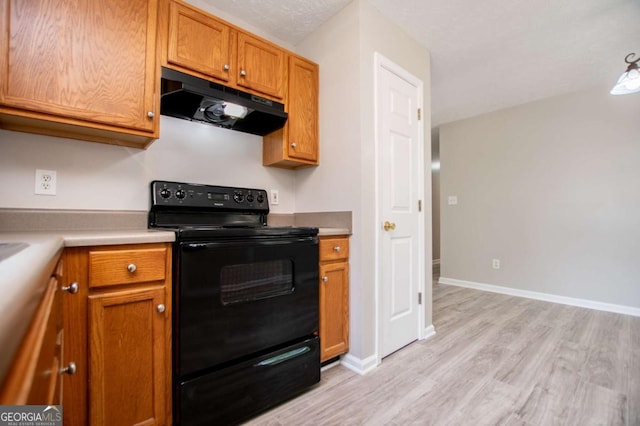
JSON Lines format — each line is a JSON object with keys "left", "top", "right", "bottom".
{"left": 203, "top": 0, "right": 640, "bottom": 126}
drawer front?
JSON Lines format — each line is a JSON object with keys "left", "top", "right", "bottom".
{"left": 319, "top": 237, "right": 349, "bottom": 262}
{"left": 89, "top": 248, "right": 167, "bottom": 288}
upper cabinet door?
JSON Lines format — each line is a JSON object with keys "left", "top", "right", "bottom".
{"left": 0, "top": 0, "right": 159, "bottom": 132}
{"left": 287, "top": 56, "right": 319, "bottom": 162}
{"left": 237, "top": 32, "right": 285, "bottom": 99}
{"left": 166, "top": 1, "right": 233, "bottom": 83}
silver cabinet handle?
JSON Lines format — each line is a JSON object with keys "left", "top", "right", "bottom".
{"left": 147, "top": 111, "right": 155, "bottom": 118}
{"left": 334, "top": 246, "right": 341, "bottom": 253}
{"left": 321, "top": 276, "right": 328, "bottom": 282}
{"left": 240, "top": 69, "right": 247, "bottom": 77}
{"left": 62, "top": 282, "right": 79, "bottom": 294}
{"left": 223, "top": 64, "right": 230, "bottom": 71}
{"left": 290, "top": 142, "right": 297, "bottom": 148}
{"left": 60, "top": 362, "right": 77, "bottom": 375}
{"left": 127, "top": 263, "right": 137, "bottom": 273}
{"left": 157, "top": 304, "right": 166, "bottom": 313}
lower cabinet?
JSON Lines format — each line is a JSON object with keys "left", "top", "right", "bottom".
{"left": 319, "top": 236, "right": 350, "bottom": 362}
{"left": 62, "top": 243, "right": 172, "bottom": 426}
{"left": 0, "top": 256, "right": 64, "bottom": 406}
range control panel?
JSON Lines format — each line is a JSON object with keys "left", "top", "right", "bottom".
{"left": 150, "top": 180, "right": 269, "bottom": 211}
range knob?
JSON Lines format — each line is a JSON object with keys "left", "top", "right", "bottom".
{"left": 257, "top": 193, "right": 265, "bottom": 203}
{"left": 246, "top": 194, "right": 254, "bottom": 203}
{"left": 160, "top": 188, "right": 171, "bottom": 199}
{"left": 175, "top": 189, "right": 186, "bottom": 200}
{"left": 233, "top": 192, "right": 244, "bottom": 203}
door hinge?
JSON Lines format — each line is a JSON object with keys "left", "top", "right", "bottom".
{"left": 418, "top": 292, "right": 422, "bottom": 305}
{"left": 418, "top": 200, "right": 422, "bottom": 212}
{"left": 417, "top": 108, "right": 421, "bottom": 120}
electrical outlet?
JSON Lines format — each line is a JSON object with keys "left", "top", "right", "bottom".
{"left": 35, "top": 169, "right": 57, "bottom": 196}
{"left": 270, "top": 189, "right": 279, "bottom": 205}
{"left": 492, "top": 258, "right": 500, "bottom": 270}
{"left": 448, "top": 195, "right": 458, "bottom": 205}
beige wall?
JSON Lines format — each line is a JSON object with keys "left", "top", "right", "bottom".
{"left": 296, "top": 0, "right": 432, "bottom": 365}
{"left": 0, "top": 117, "right": 296, "bottom": 212}
{"left": 440, "top": 86, "right": 640, "bottom": 308}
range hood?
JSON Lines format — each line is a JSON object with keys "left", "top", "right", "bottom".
{"left": 160, "top": 67, "right": 287, "bottom": 136}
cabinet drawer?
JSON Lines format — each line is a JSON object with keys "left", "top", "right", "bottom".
{"left": 319, "top": 237, "right": 349, "bottom": 262}
{"left": 88, "top": 248, "right": 167, "bottom": 288}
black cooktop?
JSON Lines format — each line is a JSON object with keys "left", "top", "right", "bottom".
{"left": 148, "top": 180, "right": 317, "bottom": 239}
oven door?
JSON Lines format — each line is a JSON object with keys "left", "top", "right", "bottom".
{"left": 176, "top": 234, "right": 318, "bottom": 376}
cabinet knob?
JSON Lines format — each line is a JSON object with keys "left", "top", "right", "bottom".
{"left": 290, "top": 142, "right": 297, "bottom": 148}
{"left": 127, "top": 263, "right": 137, "bottom": 273}
{"left": 157, "top": 304, "right": 166, "bottom": 313}
{"left": 333, "top": 246, "right": 341, "bottom": 253}
{"left": 321, "top": 276, "right": 328, "bottom": 282}
{"left": 240, "top": 69, "right": 247, "bottom": 77}
{"left": 60, "top": 361, "right": 77, "bottom": 375}
{"left": 147, "top": 111, "right": 155, "bottom": 118}
{"left": 223, "top": 64, "right": 230, "bottom": 71}
{"left": 61, "top": 282, "right": 79, "bottom": 294}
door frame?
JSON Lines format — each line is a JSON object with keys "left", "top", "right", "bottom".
{"left": 373, "top": 52, "right": 426, "bottom": 365}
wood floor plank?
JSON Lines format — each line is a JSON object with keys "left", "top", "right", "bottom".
{"left": 245, "top": 282, "right": 640, "bottom": 425}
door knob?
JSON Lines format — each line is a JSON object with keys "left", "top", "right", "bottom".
{"left": 383, "top": 221, "right": 396, "bottom": 231}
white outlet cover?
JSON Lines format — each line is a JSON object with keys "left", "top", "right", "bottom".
{"left": 35, "top": 169, "right": 57, "bottom": 195}
{"left": 448, "top": 195, "right": 458, "bottom": 205}
{"left": 270, "top": 189, "right": 279, "bottom": 205}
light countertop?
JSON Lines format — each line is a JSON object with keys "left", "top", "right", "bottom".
{"left": 318, "top": 228, "right": 351, "bottom": 236}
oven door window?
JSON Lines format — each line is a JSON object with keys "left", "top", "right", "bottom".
{"left": 220, "top": 260, "right": 293, "bottom": 304}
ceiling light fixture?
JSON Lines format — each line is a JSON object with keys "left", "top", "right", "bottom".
{"left": 610, "top": 53, "right": 640, "bottom": 95}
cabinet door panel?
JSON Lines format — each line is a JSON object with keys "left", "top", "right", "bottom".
{"left": 319, "top": 262, "right": 349, "bottom": 362}
{"left": 287, "top": 56, "right": 318, "bottom": 162}
{"left": 237, "top": 32, "right": 284, "bottom": 99}
{"left": 0, "top": 0, "right": 158, "bottom": 131}
{"left": 88, "top": 286, "right": 166, "bottom": 426}
{"left": 167, "top": 1, "right": 233, "bottom": 82}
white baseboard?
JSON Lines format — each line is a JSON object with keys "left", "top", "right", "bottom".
{"left": 439, "top": 276, "right": 640, "bottom": 317}
{"left": 422, "top": 324, "right": 436, "bottom": 340}
{"left": 340, "top": 353, "right": 378, "bottom": 376}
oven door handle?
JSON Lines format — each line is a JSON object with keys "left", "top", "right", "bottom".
{"left": 182, "top": 236, "right": 317, "bottom": 251}
{"left": 253, "top": 346, "right": 311, "bottom": 368}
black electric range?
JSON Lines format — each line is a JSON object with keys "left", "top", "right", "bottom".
{"left": 149, "top": 180, "right": 320, "bottom": 426}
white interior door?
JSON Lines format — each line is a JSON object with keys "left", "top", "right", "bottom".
{"left": 376, "top": 53, "right": 424, "bottom": 358}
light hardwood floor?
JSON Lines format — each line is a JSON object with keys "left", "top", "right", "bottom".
{"left": 246, "top": 279, "right": 640, "bottom": 425}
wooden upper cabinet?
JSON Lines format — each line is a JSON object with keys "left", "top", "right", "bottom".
{"left": 236, "top": 32, "right": 285, "bottom": 99}
{"left": 287, "top": 56, "right": 319, "bottom": 162}
{"left": 0, "top": 0, "right": 160, "bottom": 145}
{"left": 263, "top": 55, "right": 319, "bottom": 168}
{"left": 166, "top": 1, "right": 234, "bottom": 83}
